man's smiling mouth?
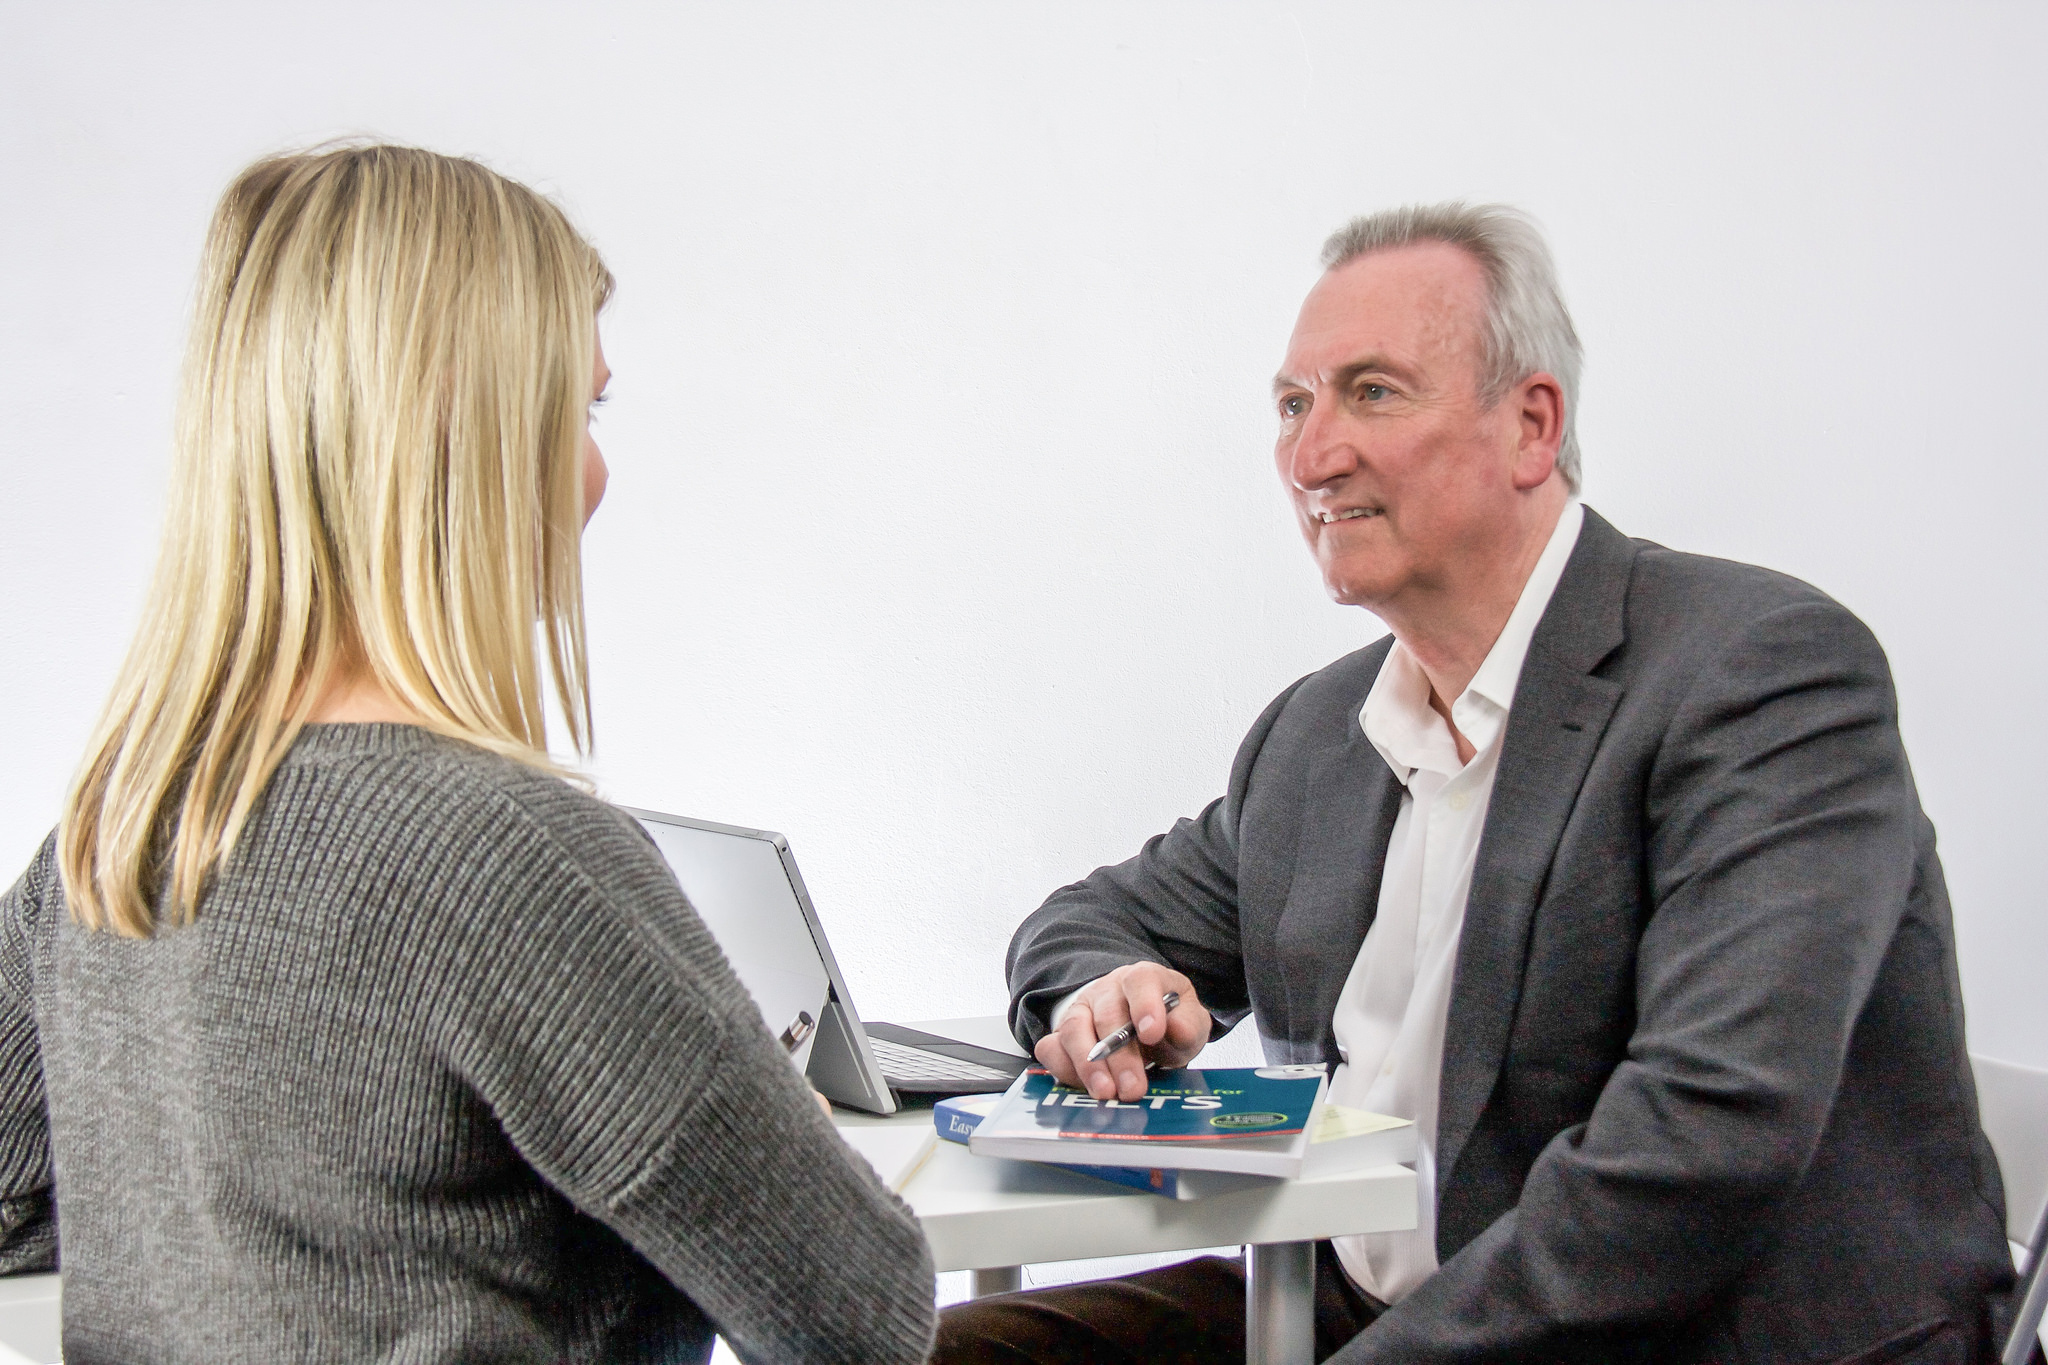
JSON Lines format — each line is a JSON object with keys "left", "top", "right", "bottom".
{"left": 1317, "top": 507, "right": 1383, "bottom": 523}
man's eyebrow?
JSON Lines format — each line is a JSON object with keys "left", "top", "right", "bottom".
{"left": 1269, "top": 358, "right": 1417, "bottom": 394}
{"left": 1337, "top": 356, "right": 1418, "bottom": 387}
{"left": 1273, "top": 356, "right": 1420, "bottom": 395}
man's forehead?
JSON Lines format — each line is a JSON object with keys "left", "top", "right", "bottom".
{"left": 1279, "top": 241, "right": 1488, "bottom": 383}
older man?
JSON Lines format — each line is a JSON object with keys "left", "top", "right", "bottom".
{"left": 936, "top": 205, "right": 2020, "bottom": 1364}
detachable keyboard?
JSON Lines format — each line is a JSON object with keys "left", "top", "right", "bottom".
{"left": 864, "top": 1021, "right": 1032, "bottom": 1095}
{"left": 870, "top": 1037, "right": 1013, "bottom": 1081}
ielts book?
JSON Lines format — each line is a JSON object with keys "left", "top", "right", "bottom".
{"left": 934, "top": 1092, "right": 1264, "bottom": 1199}
{"left": 966, "top": 1065, "right": 1414, "bottom": 1180}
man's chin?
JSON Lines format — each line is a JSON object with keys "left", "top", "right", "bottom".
{"left": 1322, "top": 585, "right": 1393, "bottom": 616}
{"left": 1317, "top": 561, "right": 1394, "bottom": 612}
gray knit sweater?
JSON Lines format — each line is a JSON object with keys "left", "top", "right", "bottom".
{"left": 0, "top": 724, "right": 936, "bottom": 1363}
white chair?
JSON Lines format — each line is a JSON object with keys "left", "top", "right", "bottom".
{"left": 1970, "top": 1053, "right": 2048, "bottom": 1365}
{"left": 0, "top": 1270, "right": 59, "bottom": 1365}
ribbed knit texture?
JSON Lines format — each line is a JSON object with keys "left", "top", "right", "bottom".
{"left": 0, "top": 723, "right": 936, "bottom": 1363}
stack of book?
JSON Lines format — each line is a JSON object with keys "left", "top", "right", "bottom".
{"left": 937, "top": 1064, "right": 1415, "bottom": 1201}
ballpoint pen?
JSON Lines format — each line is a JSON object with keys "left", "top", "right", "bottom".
{"left": 1085, "top": 990, "right": 1180, "bottom": 1063}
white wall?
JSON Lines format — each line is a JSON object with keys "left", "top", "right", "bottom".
{"left": 4, "top": 2, "right": 2044, "bottom": 1064}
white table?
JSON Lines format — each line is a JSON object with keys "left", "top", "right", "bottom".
{"left": 0, "top": 1023, "right": 1419, "bottom": 1365}
{"left": 843, "top": 1019, "right": 1419, "bottom": 1365}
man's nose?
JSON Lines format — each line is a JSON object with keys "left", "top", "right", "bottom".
{"left": 1285, "top": 401, "right": 1357, "bottom": 491}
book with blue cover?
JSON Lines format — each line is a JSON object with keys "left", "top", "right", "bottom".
{"left": 967, "top": 1065, "right": 1411, "bottom": 1179}
{"left": 934, "top": 1093, "right": 1261, "bottom": 1199}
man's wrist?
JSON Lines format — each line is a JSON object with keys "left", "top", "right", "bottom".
{"left": 1047, "top": 986, "right": 1088, "bottom": 1032}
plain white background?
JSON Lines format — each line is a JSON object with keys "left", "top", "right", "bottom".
{"left": 3, "top": 2, "right": 2044, "bottom": 1070}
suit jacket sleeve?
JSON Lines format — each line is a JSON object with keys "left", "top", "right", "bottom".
{"left": 1347, "top": 597, "right": 1930, "bottom": 1361}
{"left": 0, "top": 837, "right": 59, "bottom": 1275}
{"left": 1004, "top": 675, "right": 1313, "bottom": 1050}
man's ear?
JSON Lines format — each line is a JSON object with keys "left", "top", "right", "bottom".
{"left": 1510, "top": 372, "right": 1565, "bottom": 491}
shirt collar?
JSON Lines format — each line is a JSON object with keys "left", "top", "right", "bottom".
{"left": 1360, "top": 500, "right": 1585, "bottom": 785}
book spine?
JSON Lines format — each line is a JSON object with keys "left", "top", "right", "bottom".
{"left": 935, "top": 1098, "right": 990, "bottom": 1145}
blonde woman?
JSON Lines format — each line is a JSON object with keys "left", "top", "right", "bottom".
{"left": 0, "top": 146, "right": 934, "bottom": 1363}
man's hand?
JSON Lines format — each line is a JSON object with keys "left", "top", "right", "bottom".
{"left": 1033, "top": 963, "right": 1212, "bottom": 1102}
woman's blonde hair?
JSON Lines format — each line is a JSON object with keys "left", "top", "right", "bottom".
{"left": 59, "top": 144, "right": 613, "bottom": 938}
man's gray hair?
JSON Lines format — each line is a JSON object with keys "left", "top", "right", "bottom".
{"left": 1321, "top": 203, "right": 1584, "bottom": 491}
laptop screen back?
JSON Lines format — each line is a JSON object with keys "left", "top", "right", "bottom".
{"left": 631, "top": 815, "right": 832, "bottom": 1074}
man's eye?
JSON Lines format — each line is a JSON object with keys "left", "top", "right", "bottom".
{"left": 1358, "top": 384, "right": 1389, "bottom": 402}
{"left": 1279, "top": 395, "right": 1307, "bottom": 419}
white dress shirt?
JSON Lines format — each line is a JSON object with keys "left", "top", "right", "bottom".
{"left": 1328, "top": 500, "right": 1584, "bottom": 1305}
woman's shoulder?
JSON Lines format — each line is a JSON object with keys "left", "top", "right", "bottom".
{"left": 281, "top": 719, "right": 612, "bottom": 810}
{"left": 268, "top": 723, "right": 659, "bottom": 905}
{"left": 270, "top": 725, "right": 760, "bottom": 1096}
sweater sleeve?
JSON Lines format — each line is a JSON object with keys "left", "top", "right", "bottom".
{"left": 434, "top": 792, "right": 935, "bottom": 1365}
{"left": 0, "top": 837, "right": 59, "bottom": 1275}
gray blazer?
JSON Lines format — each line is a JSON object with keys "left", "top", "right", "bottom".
{"left": 1007, "top": 508, "right": 2018, "bottom": 1364}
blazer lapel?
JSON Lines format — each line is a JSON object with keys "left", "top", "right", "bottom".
{"left": 1277, "top": 728, "right": 1405, "bottom": 1066}
{"left": 1435, "top": 508, "right": 1636, "bottom": 1186}
{"left": 1258, "top": 635, "right": 1404, "bottom": 1067}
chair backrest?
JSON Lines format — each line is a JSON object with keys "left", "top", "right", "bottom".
{"left": 1971, "top": 1054, "right": 2048, "bottom": 1364}
{"left": 1974, "top": 1053, "right": 2048, "bottom": 1246}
